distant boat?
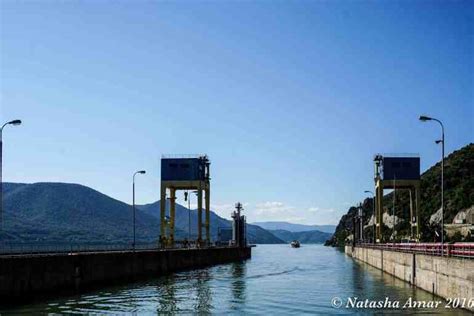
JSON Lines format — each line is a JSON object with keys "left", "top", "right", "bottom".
{"left": 290, "top": 240, "right": 300, "bottom": 248}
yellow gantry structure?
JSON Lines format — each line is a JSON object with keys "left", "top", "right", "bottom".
{"left": 160, "top": 155, "right": 211, "bottom": 247}
{"left": 374, "top": 155, "right": 420, "bottom": 243}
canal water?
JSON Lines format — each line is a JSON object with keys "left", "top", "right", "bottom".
{"left": 1, "top": 245, "right": 470, "bottom": 314}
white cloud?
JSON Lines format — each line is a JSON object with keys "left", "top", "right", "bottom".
{"left": 185, "top": 200, "right": 342, "bottom": 226}
{"left": 308, "top": 207, "right": 336, "bottom": 213}
{"left": 212, "top": 203, "right": 248, "bottom": 217}
{"left": 255, "top": 201, "right": 295, "bottom": 215}
{"left": 281, "top": 216, "right": 306, "bottom": 223}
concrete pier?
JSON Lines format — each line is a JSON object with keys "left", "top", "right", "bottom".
{"left": 0, "top": 246, "right": 251, "bottom": 303}
{"left": 345, "top": 245, "right": 473, "bottom": 312}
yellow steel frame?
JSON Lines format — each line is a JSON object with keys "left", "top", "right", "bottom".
{"left": 160, "top": 180, "right": 210, "bottom": 247}
{"left": 375, "top": 178, "right": 420, "bottom": 243}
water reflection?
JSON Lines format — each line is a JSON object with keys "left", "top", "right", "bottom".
{"left": 230, "top": 262, "right": 247, "bottom": 310}
{"left": 1, "top": 245, "right": 471, "bottom": 315}
{"left": 194, "top": 269, "right": 212, "bottom": 312}
{"left": 351, "top": 260, "right": 468, "bottom": 315}
{"left": 156, "top": 275, "right": 178, "bottom": 313}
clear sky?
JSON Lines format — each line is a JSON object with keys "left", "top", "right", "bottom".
{"left": 1, "top": 1, "right": 472, "bottom": 225}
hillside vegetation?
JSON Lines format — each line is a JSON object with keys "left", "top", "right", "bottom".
{"left": 252, "top": 221, "right": 335, "bottom": 234}
{"left": 269, "top": 229, "right": 332, "bottom": 244}
{"left": 2, "top": 182, "right": 283, "bottom": 244}
{"left": 325, "top": 143, "right": 474, "bottom": 246}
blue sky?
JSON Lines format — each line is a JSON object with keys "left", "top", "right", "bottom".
{"left": 1, "top": 1, "right": 472, "bottom": 225}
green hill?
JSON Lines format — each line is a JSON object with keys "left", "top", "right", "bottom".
{"left": 269, "top": 229, "right": 332, "bottom": 243}
{"left": 251, "top": 221, "right": 336, "bottom": 233}
{"left": 325, "top": 143, "right": 474, "bottom": 246}
{"left": 3, "top": 182, "right": 162, "bottom": 243}
{"left": 2, "top": 182, "right": 282, "bottom": 244}
{"left": 138, "top": 201, "right": 284, "bottom": 244}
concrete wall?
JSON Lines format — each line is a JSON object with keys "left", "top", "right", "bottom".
{"left": 345, "top": 245, "right": 474, "bottom": 312}
{"left": 415, "top": 254, "right": 473, "bottom": 302}
{"left": 0, "top": 246, "right": 251, "bottom": 302}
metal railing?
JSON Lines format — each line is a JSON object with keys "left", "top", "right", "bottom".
{"left": 357, "top": 242, "right": 474, "bottom": 259}
{"left": 161, "top": 154, "right": 206, "bottom": 159}
{"left": 0, "top": 240, "right": 230, "bottom": 256}
{"left": 376, "top": 153, "right": 420, "bottom": 158}
{"left": 0, "top": 243, "right": 152, "bottom": 255}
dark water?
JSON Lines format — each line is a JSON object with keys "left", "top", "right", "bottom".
{"left": 1, "top": 245, "right": 471, "bottom": 314}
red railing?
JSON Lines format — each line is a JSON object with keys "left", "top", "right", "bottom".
{"left": 358, "top": 242, "right": 474, "bottom": 259}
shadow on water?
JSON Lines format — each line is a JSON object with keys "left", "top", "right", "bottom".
{"left": 245, "top": 267, "right": 301, "bottom": 280}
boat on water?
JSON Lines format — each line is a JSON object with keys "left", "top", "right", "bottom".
{"left": 290, "top": 240, "right": 300, "bottom": 248}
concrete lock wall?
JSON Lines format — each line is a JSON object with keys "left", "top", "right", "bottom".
{"left": 0, "top": 247, "right": 251, "bottom": 302}
{"left": 415, "top": 254, "right": 473, "bottom": 302}
{"left": 345, "top": 245, "right": 474, "bottom": 312}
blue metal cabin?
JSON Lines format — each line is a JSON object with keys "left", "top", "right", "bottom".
{"left": 160, "top": 155, "right": 211, "bottom": 247}
{"left": 161, "top": 157, "right": 208, "bottom": 181}
{"left": 382, "top": 157, "right": 420, "bottom": 180}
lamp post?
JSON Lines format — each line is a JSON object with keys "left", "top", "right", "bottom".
{"left": 419, "top": 115, "right": 445, "bottom": 254}
{"left": 364, "top": 190, "right": 375, "bottom": 243}
{"left": 132, "top": 170, "right": 146, "bottom": 250}
{"left": 193, "top": 190, "right": 198, "bottom": 243}
{"left": 392, "top": 174, "right": 396, "bottom": 242}
{"left": 358, "top": 203, "right": 363, "bottom": 243}
{"left": 0, "top": 119, "right": 22, "bottom": 237}
{"left": 184, "top": 191, "right": 191, "bottom": 240}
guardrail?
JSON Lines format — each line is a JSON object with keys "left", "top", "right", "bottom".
{"left": 0, "top": 241, "right": 229, "bottom": 256}
{"left": 357, "top": 242, "right": 474, "bottom": 259}
{"left": 0, "top": 243, "right": 152, "bottom": 255}
{"left": 161, "top": 154, "right": 205, "bottom": 159}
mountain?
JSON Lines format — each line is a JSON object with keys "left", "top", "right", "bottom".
{"left": 2, "top": 182, "right": 282, "bottom": 244}
{"left": 252, "top": 221, "right": 336, "bottom": 233}
{"left": 3, "top": 182, "right": 163, "bottom": 243}
{"left": 137, "top": 201, "right": 284, "bottom": 244}
{"left": 269, "top": 229, "right": 332, "bottom": 243}
{"left": 325, "top": 143, "right": 474, "bottom": 246}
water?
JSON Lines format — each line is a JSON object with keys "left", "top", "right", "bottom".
{"left": 1, "top": 245, "right": 471, "bottom": 314}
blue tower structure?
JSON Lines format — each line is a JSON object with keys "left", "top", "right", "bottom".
{"left": 160, "top": 155, "right": 210, "bottom": 247}
{"left": 374, "top": 154, "right": 421, "bottom": 242}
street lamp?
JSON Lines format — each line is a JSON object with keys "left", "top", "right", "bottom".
{"left": 419, "top": 115, "right": 445, "bottom": 254}
{"left": 184, "top": 191, "right": 191, "bottom": 240}
{"left": 132, "top": 170, "right": 146, "bottom": 250}
{"left": 364, "top": 190, "right": 376, "bottom": 243}
{"left": 193, "top": 190, "right": 199, "bottom": 243}
{"left": 357, "top": 203, "right": 364, "bottom": 243}
{"left": 1, "top": 119, "right": 22, "bottom": 237}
